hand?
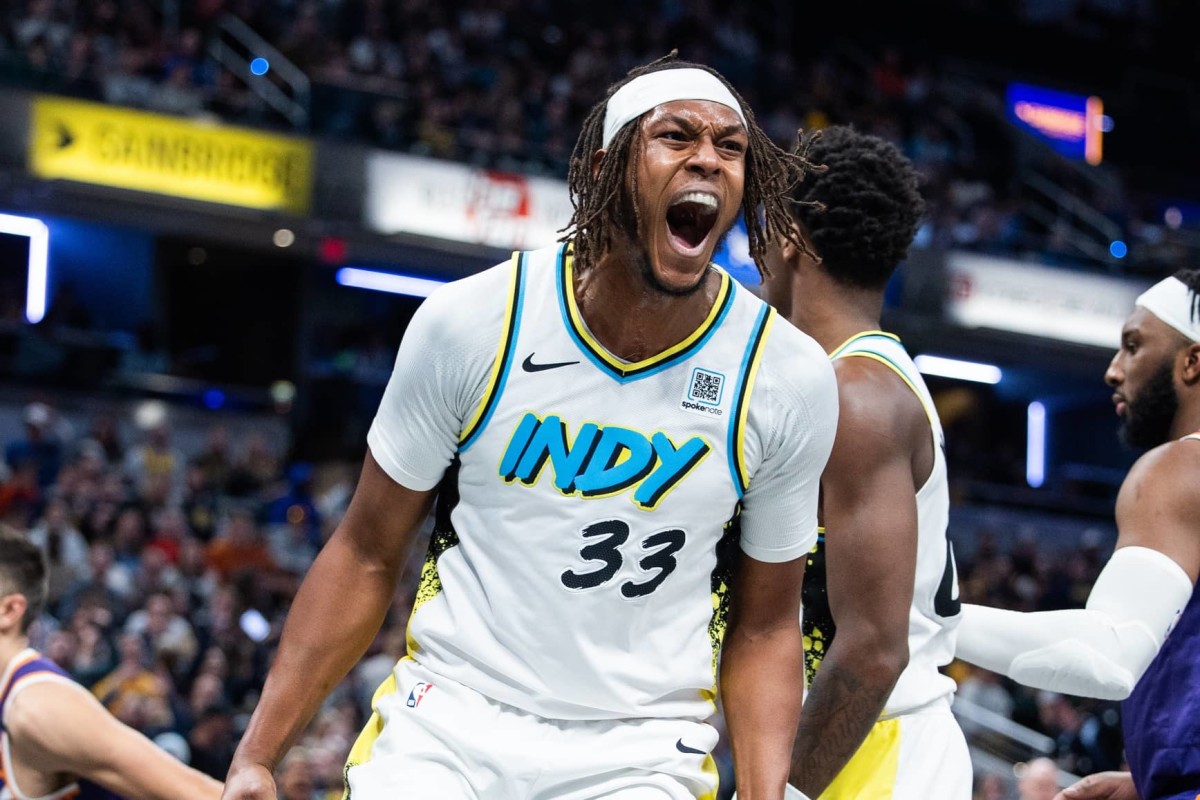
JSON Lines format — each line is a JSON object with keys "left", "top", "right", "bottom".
{"left": 220, "top": 763, "right": 276, "bottom": 800}
{"left": 729, "top": 785, "right": 813, "bottom": 800}
{"left": 1053, "top": 771, "right": 1138, "bottom": 800}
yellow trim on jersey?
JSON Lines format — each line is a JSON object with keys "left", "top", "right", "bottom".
{"left": 732, "top": 309, "right": 775, "bottom": 493}
{"left": 828, "top": 329, "right": 900, "bottom": 359}
{"left": 342, "top": 668, "right": 401, "bottom": 798}
{"left": 459, "top": 251, "right": 523, "bottom": 448}
{"left": 562, "top": 252, "right": 732, "bottom": 374}
{"left": 700, "top": 755, "right": 720, "bottom": 800}
{"left": 830, "top": 333, "right": 938, "bottom": 432}
{"left": 818, "top": 717, "right": 901, "bottom": 800}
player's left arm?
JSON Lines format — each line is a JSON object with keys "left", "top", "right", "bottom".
{"left": 721, "top": 553, "right": 809, "bottom": 800}
{"left": 7, "top": 678, "right": 224, "bottom": 800}
{"left": 722, "top": 328, "right": 839, "bottom": 800}
{"left": 788, "top": 358, "right": 920, "bottom": 797}
{"left": 955, "top": 441, "right": 1200, "bottom": 700}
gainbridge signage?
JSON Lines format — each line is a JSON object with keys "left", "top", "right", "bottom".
{"left": 29, "top": 96, "right": 313, "bottom": 214}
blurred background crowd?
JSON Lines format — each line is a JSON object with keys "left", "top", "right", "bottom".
{"left": 2, "top": 1, "right": 1196, "bottom": 798}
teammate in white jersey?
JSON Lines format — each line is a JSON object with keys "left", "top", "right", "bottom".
{"left": 762, "top": 125, "right": 971, "bottom": 799}
{"left": 222, "top": 53, "right": 839, "bottom": 800}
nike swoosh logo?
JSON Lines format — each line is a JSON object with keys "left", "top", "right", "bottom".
{"left": 522, "top": 354, "right": 580, "bottom": 373}
{"left": 675, "top": 738, "right": 706, "bottom": 755}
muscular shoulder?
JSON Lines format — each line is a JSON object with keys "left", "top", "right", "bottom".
{"left": 4, "top": 675, "right": 81, "bottom": 738}
{"left": 754, "top": 315, "right": 838, "bottom": 428}
{"left": 831, "top": 356, "right": 929, "bottom": 453}
{"left": 407, "top": 258, "right": 514, "bottom": 353}
{"left": 1119, "top": 437, "right": 1200, "bottom": 520}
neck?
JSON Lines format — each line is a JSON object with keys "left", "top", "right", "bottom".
{"left": 574, "top": 239, "right": 721, "bottom": 362}
{"left": 0, "top": 635, "right": 30, "bottom": 672}
{"left": 789, "top": 266, "right": 885, "bottom": 354}
{"left": 1171, "top": 401, "right": 1200, "bottom": 440}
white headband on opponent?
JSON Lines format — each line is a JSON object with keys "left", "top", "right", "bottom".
{"left": 602, "top": 68, "right": 747, "bottom": 148}
{"left": 1136, "top": 276, "right": 1200, "bottom": 342}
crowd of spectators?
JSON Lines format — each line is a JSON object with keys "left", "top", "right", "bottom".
{"left": 2, "top": 0, "right": 1197, "bottom": 275}
{"left": 0, "top": 389, "right": 1127, "bottom": 797}
{"left": 0, "top": 396, "right": 406, "bottom": 795}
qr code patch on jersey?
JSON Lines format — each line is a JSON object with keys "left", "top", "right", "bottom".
{"left": 688, "top": 368, "right": 724, "bottom": 405}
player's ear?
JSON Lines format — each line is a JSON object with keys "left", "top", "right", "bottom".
{"left": 778, "top": 220, "right": 807, "bottom": 267}
{"left": 1182, "top": 342, "right": 1200, "bottom": 386}
{"left": 0, "top": 592, "right": 28, "bottom": 633}
{"left": 591, "top": 149, "right": 607, "bottom": 180}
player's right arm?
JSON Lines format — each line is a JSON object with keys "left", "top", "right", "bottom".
{"left": 223, "top": 268, "right": 504, "bottom": 799}
{"left": 223, "top": 455, "right": 436, "bottom": 798}
{"left": 788, "top": 358, "right": 920, "bottom": 797}
{"left": 955, "top": 440, "right": 1200, "bottom": 700}
{"left": 5, "top": 678, "right": 223, "bottom": 799}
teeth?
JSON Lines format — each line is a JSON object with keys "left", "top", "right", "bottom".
{"left": 672, "top": 192, "right": 718, "bottom": 210}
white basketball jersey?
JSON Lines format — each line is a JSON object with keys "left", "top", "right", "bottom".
{"left": 803, "top": 331, "right": 961, "bottom": 717}
{"left": 370, "top": 241, "right": 837, "bottom": 722}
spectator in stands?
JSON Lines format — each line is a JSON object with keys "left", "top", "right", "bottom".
{"left": 192, "top": 424, "right": 234, "bottom": 495}
{"left": 125, "top": 588, "right": 199, "bottom": 677}
{"left": 275, "top": 748, "right": 320, "bottom": 800}
{"left": 205, "top": 504, "right": 278, "bottom": 586}
{"left": 91, "top": 630, "right": 175, "bottom": 731}
{"left": 1016, "top": 757, "right": 1061, "bottom": 800}
{"left": 264, "top": 461, "right": 322, "bottom": 550}
{"left": 5, "top": 401, "right": 63, "bottom": 491}
{"left": 58, "top": 538, "right": 133, "bottom": 625}
{"left": 125, "top": 403, "right": 184, "bottom": 505}
{"left": 27, "top": 494, "right": 90, "bottom": 606}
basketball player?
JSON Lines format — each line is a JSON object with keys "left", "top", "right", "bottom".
{"left": 760, "top": 125, "right": 971, "bottom": 799}
{"left": 0, "top": 531, "right": 224, "bottom": 800}
{"left": 222, "top": 54, "right": 839, "bottom": 800}
{"left": 956, "top": 269, "right": 1200, "bottom": 800}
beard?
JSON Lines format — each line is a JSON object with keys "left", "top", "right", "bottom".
{"left": 1119, "top": 360, "right": 1179, "bottom": 450}
{"left": 613, "top": 184, "right": 731, "bottom": 298}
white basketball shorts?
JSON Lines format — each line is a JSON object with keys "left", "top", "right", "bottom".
{"left": 343, "top": 657, "right": 723, "bottom": 799}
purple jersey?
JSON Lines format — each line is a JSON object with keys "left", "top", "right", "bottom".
{"left": 1, "top": 648, "right": 127, "bottom": 800}
{"left": 1120, "top": 433, "right": 1200, "bottom": 800}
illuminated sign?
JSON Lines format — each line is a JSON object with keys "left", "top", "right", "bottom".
{"left": 366, "top": 152, "right": 572, "bottom": 250}
{"left": 1006, "top": 82, "right": 1105, "bottom": 165}
{"left": 0, "top": 213, "right": 48, "bottom": 323}
{"left": 945, "top": 251, "right": 1147, "bottom": 348}
{"left": 29, "top": 97, "right": 313, "bottom": 213}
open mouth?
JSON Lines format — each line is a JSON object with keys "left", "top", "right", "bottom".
{"left": 666, "top": 192, "right": 720, "bottom": 255}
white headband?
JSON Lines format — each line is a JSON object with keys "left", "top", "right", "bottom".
{"left": 1136, "top": 276, "right": 1200, "bottom": 342}
{"left": 602, "top": 68, "right": 747, "bottom": 148}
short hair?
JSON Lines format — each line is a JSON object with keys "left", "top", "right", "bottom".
{"left": 789, "top": 124, "right": 926, "bottom": 291}
{"left": 0, "top": 527, "right": 48, "bottom": 633}
{"left": 562, "top": 51, "right": 817, "bottom": 276}
{"left": 1172, "top": 268, "right": 1200, "bottom": 324}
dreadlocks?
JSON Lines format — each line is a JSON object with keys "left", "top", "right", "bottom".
{"left": 1173, "top": 268, "right": 1200, "bottom": 324}
{"left": 561, "top": 51, "right": 817, "bottom": 276}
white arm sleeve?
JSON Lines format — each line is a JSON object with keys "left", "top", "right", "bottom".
{"left": 366, "top": 265, "right": 510, "bottom": 491}
{"left": 955, "top": 546, "right": 1194, "bottom": 700}
{"left": 738, "top": 321, "right": 839, "bottom": 563}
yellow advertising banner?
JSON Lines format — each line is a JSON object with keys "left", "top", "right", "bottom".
{"left": 29, "top": 97, "right": 313, "bottom": 214}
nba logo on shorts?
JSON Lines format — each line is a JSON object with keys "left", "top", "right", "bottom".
{"left": 406, "top": 681, "right": 433, "bottom": 708}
